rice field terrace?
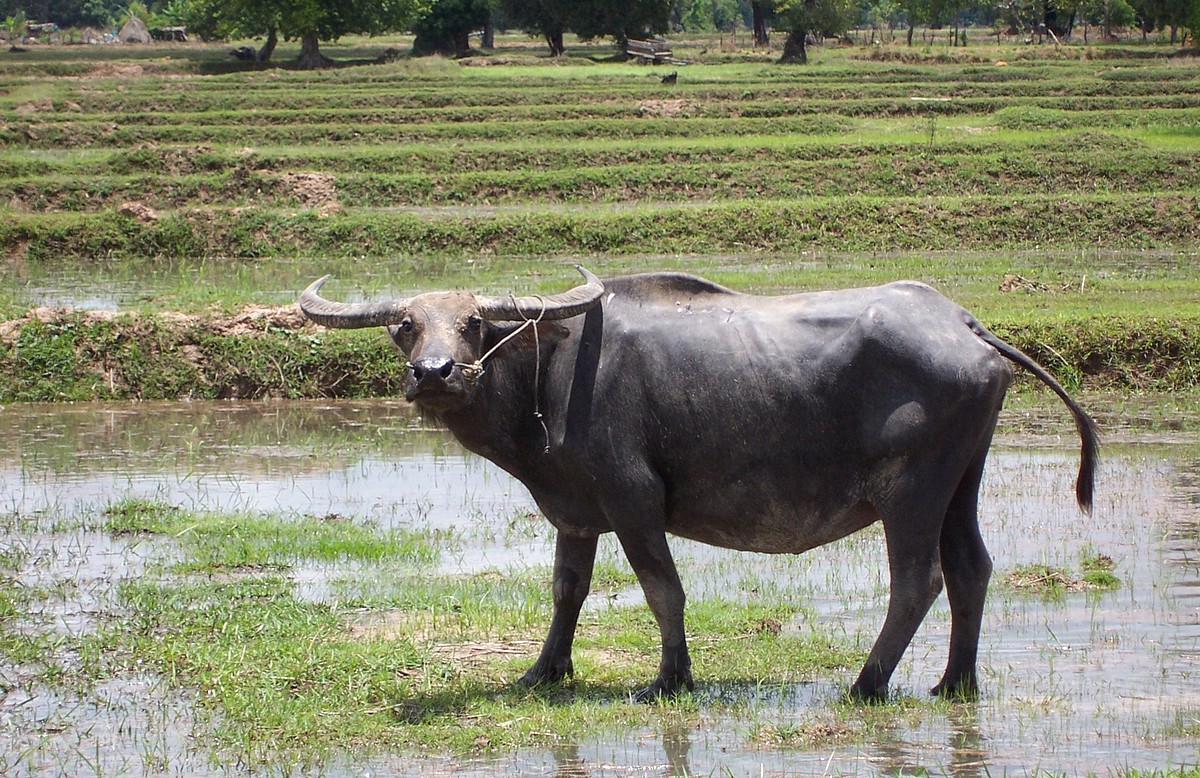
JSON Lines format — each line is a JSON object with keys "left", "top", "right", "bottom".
{"left": 2, "top": 32, "right": 1200, "bottom": 777}
{"left": 0, "top": 35, "right": 1198, "bottom": 399}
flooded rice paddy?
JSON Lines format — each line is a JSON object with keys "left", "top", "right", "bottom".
{"left": 2, "top": 398, "right": 1199, "bottom": 776}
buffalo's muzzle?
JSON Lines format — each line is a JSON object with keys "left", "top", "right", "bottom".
{"left": 411, "top": 356, "right": 455, "bottom": 387}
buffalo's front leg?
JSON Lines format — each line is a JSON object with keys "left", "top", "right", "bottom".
{"left": 517, "top": 531, "right": 598, "bottom": 687}
{"left": 616, "top": 526, "right": 694, "bottom": 701}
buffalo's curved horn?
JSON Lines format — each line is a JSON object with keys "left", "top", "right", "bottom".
{"left": 476, "top": 266, "right": 605, "bottom": 322}
{"left": 299, "top": 276, "right": 411, "bottom": 329}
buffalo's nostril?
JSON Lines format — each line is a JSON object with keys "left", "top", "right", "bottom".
{"left": 411, "top": 357, "right": 454, "bottom": 384}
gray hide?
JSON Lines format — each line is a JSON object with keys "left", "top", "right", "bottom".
{"left": 301, "top": 267, "right": 1099, "bottom": 701}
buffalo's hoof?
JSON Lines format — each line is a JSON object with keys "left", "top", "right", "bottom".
{"left": 930, "top": 676, "right": 979, "bottom": 701}
{"left": 631, "top": 673, "right": 695, "bottom": 703}
{"left": 516, "top": 659, "right": 573, "bottom": 688}
{"left": 846, "top": 682, "right": 888, "bottom": 704}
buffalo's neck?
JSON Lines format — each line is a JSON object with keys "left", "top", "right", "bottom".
{"left": 435, "top": 357, "right": 550, "bottom": 479}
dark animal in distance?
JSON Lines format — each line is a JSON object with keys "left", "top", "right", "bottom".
{"left": 229, "top": 45, "right": 256, "bottom": 61}
{"left": 300, "top": 267, "right": 1099, "bottom": 701}
{"left": 661, "top": 71, "right": 678, "bottom": 84}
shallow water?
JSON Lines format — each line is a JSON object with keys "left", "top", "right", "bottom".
{"left": 1, "top": 398, "right": 1199, "bottom": 776}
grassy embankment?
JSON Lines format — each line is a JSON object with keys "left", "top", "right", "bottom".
{"left": 0, "top": 38, "right": 1198, "bottom": 401}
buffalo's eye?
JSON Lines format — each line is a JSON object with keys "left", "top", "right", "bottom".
{"left": 399, "top": 317, "right": 414, "bottom": 333}
{"left": 466, "top": 315, "right": 482, "bottom": 333}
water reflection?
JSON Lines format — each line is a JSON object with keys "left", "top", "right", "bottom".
{"left": 545, "top": 724, "right": 693, "bottom": 778}
{"left": 2, "top": 398, "right": 1200, "bottom": 776}
{"left": 862, "top": 705, "right": 989, "bottom": 778}
{"left": 0, "top": 401, "right": 534, "bottom": 537}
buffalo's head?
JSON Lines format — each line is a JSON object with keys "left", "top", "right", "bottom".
{"left": 299, "top": 266, "right": 604, "bottom": 411}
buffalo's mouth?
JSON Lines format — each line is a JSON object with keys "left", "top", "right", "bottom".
{"left": 404, "top": 361, "right": 475, "bottom": 409}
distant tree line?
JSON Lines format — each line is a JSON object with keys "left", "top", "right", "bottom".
{"left": 2, "top": 0, "right": 1196, "bottom": 67}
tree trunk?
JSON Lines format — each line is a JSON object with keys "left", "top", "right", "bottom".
{"left": 779, "top": 29, "right": 807, "bottom": 63}
{"left": 907, "top": 21, "right": 914, "bottom": 46}
{"left": 546, "top": 25, "right": 565, "bottom": 56}
{"left": 297, "top": 34, "right": 332, "bottom": 69}
{"left": 453, "top": 29, "right": 472, "bottom": 57}
{"left": 482, "top": 15, "right": 494, "bottom": 49}
{"left": 257, "top": 27, "right": 277, "bottom": 62}
{"left": 752, "top": 2, "right": 770, "bottom": 47}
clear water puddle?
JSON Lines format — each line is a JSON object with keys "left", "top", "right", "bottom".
{"left": 1, "top": 398, "right": 1199, "bottom": 775}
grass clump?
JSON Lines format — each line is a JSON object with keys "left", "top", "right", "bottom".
{"left": 1002, "top": 553, "right": 1120, "bottom": 597}
{"left": 103, "top": 498, "right": 441, "bottom": 573}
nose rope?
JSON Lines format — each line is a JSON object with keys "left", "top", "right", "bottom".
{"left": 451, "top": 296, "right": 552, "bottom": 454}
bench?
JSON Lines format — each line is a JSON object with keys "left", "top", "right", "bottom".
{"left": 626, "top": 37, "right": 674, "bottom": 64}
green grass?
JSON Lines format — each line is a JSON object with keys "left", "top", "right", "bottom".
{"left": 3, "top": 192, "right": 1198, "bottom": 264}
{"left": 103, "top": 498, "right": 441, "bottom": 572}
{"left": 1001, "top": 553, "right": 1121, "bottom": 598}
{"left": 82, "top": 497, "right": 872, "bottom": 763}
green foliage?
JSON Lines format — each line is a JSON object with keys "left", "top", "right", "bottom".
{"left": 773, "top": 0, "right": 856, "bottom": 61}
{"left": 182, "top": 0, "right": 424, "bottom": 64}
{"left": 412, "top": 0, "right": 491, "bottom": 56}
{"left": 3, "top": 9, "right": 25, "bottom": 39}
{"left": 1080, "top": 0, "right": 1138, "bottom": 34}
{"left": 1080, "top": 554, "right": 1121, "bottom": 589}
{"left": 501, "top": 0, "right": 672, "bottom": 45}
{"left": 679, "top": 0, "right": 743, "bottom": 31}
{"left": 1002, "top": 554, "right": 1121, "bottom": 597}
{"left": 103, "top": 498, "right": 440, "bottom": 571}
{"left": 0, "top": 312, "right": 409, "bottom": 402}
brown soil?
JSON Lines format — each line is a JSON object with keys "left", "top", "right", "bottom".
{"left": 118, "top": 200, "right": 159, "bottom": 222}
{"left": 0, "top": 303, "right": 312, "bottom": 341}
{"left": 275, "top": 171, "right": 340, "bottom": 211}
{"left": 638, "top": 99, "right": 694, "bottom": 118}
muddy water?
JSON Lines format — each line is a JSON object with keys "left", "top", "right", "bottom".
{"left": 2, "top": 399, "right": 1199, "bottom": 776}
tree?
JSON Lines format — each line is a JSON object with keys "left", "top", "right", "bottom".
{"left": 496, "top": 0, "right": 670, "bottom": 52}
{"left": 897, "top": 0, "right": 935, "bottom": 44}
{"left": 412, "top": 0, "right": 490, "bottom": 56}
{"left": 678, "top": 0, "right": 741, "bottom": 30}
{"left": 2, "top": 8, "right": 26, "bottom": 40}
{"left": 991, "top": 0, "right": 1040, "bottom": 37}
{"left": 751, "top": 0, "right": 773, "bottom": 45}
{"left": 1079, "top": 0, "right": 1135, "bottom": 36}
{"left": 865, "top": 0, "right": 900, "bottom": 40}
{"left": 184, "top": 0, "right": 425, "bottom": 68}
{"left": 774, "top": 0, "right": 853, "bottom": 62}
{"left": 498, "top": 0, "right": 568, "bottom": 54}
{"left": 1154, "top": 0, "right": 1198, "bottom": 42}
{"left": 567, "top": 0, "right": 672, "bottom": 46}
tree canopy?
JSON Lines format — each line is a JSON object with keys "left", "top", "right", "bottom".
{"left": 495, "top": 0, "right": 672, "bottom": 54}
{"left": 774, "top": 0, "right": 855, "bottom": 61}
{"left": 411, "top": 0, "right": 489, "bottom": 55}
{"left": 182, "top": 0, "right": 426, "bottom": 67}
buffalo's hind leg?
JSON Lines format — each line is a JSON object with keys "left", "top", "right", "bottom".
{"left": 517, "top": 531, "right": 598, "bottom": 687}
{"left": 931, "top": 449, "right": 993, "bottom": 700}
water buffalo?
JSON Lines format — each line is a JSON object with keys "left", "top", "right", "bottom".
{"left": 300, "top": 267, "right": 1098, "bottom": 701}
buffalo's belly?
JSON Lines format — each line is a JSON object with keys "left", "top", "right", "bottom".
{"left": 663, "top": 486, "right": 879, "bottom": 554}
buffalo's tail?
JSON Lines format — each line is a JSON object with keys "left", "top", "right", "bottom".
{"left": 969, "top": 319, "right": 1100, "bottom": 515}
